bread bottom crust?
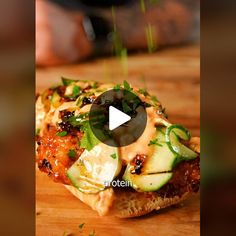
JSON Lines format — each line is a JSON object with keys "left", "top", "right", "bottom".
{"left": 65, "top": 185, "right": 192, "bottom": 218}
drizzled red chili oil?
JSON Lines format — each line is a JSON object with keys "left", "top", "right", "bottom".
{"left": 130, "top": 154, "right": 147, "bottom": 175}
{"left": 58, "top": 110, "right": 79, "bottom": 135}
{"left": 45, "top": 86, "right": 97, "bottom": 103}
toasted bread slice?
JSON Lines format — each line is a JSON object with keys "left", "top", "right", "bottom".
{"left": 65, "top": 137, "right": 200, "bottom": 218}
{"left": 65, "top": 184, "right": 192, "bottom": 218}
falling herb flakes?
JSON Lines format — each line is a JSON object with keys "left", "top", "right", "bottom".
{"left": 78, "top": 223, "right": 85, "bottom": 229}
{"left": 145, "top": 23, "right": 157, "bottom": 53}
{"left": 140, "top": 0, "right": 146, "bottom": 13}
{"left": 123, "top": 80, "right": 132, "bottom": 91}
{"left": 113, "top": 84, "right": 121, "bottom": 91}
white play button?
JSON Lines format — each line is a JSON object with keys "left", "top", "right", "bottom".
{"left": 109, "top": 106, "right": 131, "bottom": 131}
{"left": 89, "top": 89, "right": 147, "bottom": 147}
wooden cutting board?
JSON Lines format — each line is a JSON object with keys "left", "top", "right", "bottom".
{"left": 36, "top": 45, "right": 200, "bottom": 236}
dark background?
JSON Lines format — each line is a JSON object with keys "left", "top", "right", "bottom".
{"left": 201, "top": 1, "right": 236, "bottom": 235}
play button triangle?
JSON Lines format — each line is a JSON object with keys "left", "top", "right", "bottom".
{"left": 89, "top": 88, "right": 147, "bottom": 147}
{"left": 109, "top": 106, "right": 131, "bottom": 131}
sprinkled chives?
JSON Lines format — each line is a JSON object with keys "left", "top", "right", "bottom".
{"left": 140, "top": 0, "right": 146, "bottom": 13}
{"left": 111, "top": 6, "right": 128, "bottom": 76}
{"left": 145, "top": 24, "right": 157, "bottom": 53}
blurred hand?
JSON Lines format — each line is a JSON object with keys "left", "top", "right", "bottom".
{"left": 36, "top": 0, "right": 93, "bottom": 66}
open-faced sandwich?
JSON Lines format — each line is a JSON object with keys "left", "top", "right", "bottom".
{"left": 35, "top": 78, "right": 200, "bottom": 218}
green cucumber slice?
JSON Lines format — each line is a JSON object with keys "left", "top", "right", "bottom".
{"left": 123, "top": 166, "right": 173, "bottom": 192}
{"left": 67, "top": 165, "right": 104, "bottom": 194}
{"left": 67, "top": 143, "right": 121, "bottom": 193}
{"left": 166, "top": 124, "right": 198, "bottom": 160}
{"left": 143, "top": 127, "right": 177, "bottom": 173}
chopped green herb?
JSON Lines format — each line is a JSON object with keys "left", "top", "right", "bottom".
{"left": 123, "top": 80, "right": 132, "bottom": 91}
{"left": 61, "top": 77, "right": 77, "bottom": 86}
{"left": 72, "top": 85, "right": 80, "bottom": 98}
{"left": 110, "top": 153, "right": 117, "bottom": 159}
{"left": 148, "top": 138, "right": 163, "bottom": 147}
{"left": 89, "top": 229, "right": 95, "bottom": 236}
{"left": 65, "top": 85, "right": 81, "bottom": 99}
{"left": 91, "top": 82, "right": 98, "bottom": 89}
{"left": 113, "top": 84, "right": 121, "bottom": 91}
{"left": 67, "top": 113, "right": 89, "bottom": 127}
{"left": 78, "top": 223, "right": 85, "bottom": 229}
{"left": 68, "top": 149, "right": 76, "bottom": 159}
{"left": 122, "top": 100, "right": 132, "bottom": 113}
{"left": 150, "top": 95, "right": 159, "bottom": 102}
{"left": 35, "top": 128, "right": 40, "bottom": 136}
{"left": 56, "top": 131, "right": 68, "bottom": 137}
{"left": 80, "top": 123, "right": 100, "bottom": 151}
{"left": 138, "top": 88, "right": 149, "bottom": 96}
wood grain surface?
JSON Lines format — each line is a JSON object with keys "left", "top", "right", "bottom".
{"left": 36, "top": 45, "right": 200, "bottom": 236}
